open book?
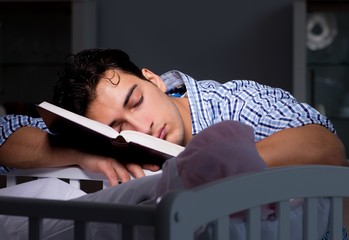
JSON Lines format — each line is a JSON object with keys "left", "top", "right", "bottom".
{"left": 36, "top": 101, "right": 185, "bottom": 166}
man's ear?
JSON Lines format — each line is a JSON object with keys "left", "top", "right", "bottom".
{"left": 142, "top": 68, "right": 166, "bottom": 92}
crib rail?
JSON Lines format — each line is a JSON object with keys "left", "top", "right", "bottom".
{"left": 0, "top": 165, "right": 348, "bottom": 240}
{"left": 0, "top": 196, "right": 156, "bottom": 240}
{"left": 156, "top": 165, "right": 349, "bottom": 240}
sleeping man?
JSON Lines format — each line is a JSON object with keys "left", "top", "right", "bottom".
{"left": 0, "top": 48, "right": 347, "bottom": 239}
{"left": 0, "top": 48, "right": 346, "bottom": 184}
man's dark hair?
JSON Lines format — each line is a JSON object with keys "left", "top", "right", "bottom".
{"left": 53, "top": 48, "right": 146, "bottom": 116}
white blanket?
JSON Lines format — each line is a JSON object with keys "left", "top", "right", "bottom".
{"left": 0, "top": 178, "right": 86, "bottom": 200}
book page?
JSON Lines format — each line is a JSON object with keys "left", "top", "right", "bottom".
{"left": 121, "top": 130, "right": 185, "bottom": 157}
{"left": 38, "top": 102, "right": 119, "bottom": 139}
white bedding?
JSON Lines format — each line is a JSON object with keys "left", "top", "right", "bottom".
{"left": 0, "top": 178, "right": 86, "bottom": 200}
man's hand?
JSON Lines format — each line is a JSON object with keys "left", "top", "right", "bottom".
{"left": 0, "top": 126, "right": 155, "bottom": 187}
{"left": 75, "top": 156, "right": 158, "bottom": 186}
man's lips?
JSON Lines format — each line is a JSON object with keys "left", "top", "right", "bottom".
{"left": 157, "top": 125, "right": 167, "bottom": 140}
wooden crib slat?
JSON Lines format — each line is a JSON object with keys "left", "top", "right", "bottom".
{"left": 304, "top": 197, "right": 318, "bottom": 240}
{"left": 155, "top": 191, "right": 194, "bottom": 240}
{"left": 74, "top": 220, "right": 87, "bottom": 240}
{"left": 69, "top": 179, "right": 81, "bottom": 189}
{"left": 247, "top": 206, "right": 261, "bottom": 240}
{"left": 329, "top": 197, "right": 343, "bottom": 240}
{"left": 213, "top": 216, "right": 230, "bottom": 240}
{"left": 122, "top": 224, "right": 134, "bottom": 240}
{"left": 29, "top": 217, "right": 43, "bottom": 240}
{"left": 276, "top": 200, "right": 290, "bottom": 240}
{"left": 102, "top": 180, "right": 109, "bottom": 189}
{"left": 6, "top": 175, "right": 16, "bottom": 187}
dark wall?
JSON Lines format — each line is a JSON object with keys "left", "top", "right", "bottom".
{"left": 0, "top": 2, "right": 71, "bottom": 106}
{"left": 97, "top": 0, "right": 293, "bottom": 91}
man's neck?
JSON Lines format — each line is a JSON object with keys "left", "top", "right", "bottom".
{"left": 172, "top": 97, "right": 192, "bottom": 146}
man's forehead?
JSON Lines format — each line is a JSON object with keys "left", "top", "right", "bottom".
{"left": 95, "top": 70, "right": 137, "bottom": 101}
{"left": 100, "top": 69, "right": 121, "bottom": 86}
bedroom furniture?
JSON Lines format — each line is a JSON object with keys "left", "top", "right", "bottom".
{"left": 0, "top": 165, "right": 348, "bottom": 240}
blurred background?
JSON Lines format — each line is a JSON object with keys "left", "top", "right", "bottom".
{"left": 0, "top": 0, "right": 348, "bottom": 156}
{"left": 0, "top": 0, "right": 293, "bottom": 113}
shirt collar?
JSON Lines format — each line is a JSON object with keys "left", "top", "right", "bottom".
{"left": 160, "top": 70, "right": 209, "bottom": 135}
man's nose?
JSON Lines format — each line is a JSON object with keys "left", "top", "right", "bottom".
{"left": 126, "top": 115, "right": 152, "bottom": 135}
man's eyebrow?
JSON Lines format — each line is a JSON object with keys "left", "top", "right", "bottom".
{"left": 123, "top": 84, "right": 137, "bottom": 107}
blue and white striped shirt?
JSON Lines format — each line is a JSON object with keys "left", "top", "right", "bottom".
{"left": 161, "top": 70, "right": 335, "bottom": 141}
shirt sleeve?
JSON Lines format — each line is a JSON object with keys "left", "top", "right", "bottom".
{"left": 235, "top": 83, "right": 336, "bottom": 141}
{"left": 214, "top": 80, "right": 335, "bottom": 142}
{"left": 0, "top": 114, "right": 49, "bottom": 173}
{"left": 253, "top": 98, "right": 335, "bottom": 140}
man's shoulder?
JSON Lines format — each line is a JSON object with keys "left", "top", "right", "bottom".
{"left": 195, "top": 79, "right": 264, "bottom": 96}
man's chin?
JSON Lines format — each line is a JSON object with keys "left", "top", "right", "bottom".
{"left": 165, "top": 135, "right": 184, "bottom": 146}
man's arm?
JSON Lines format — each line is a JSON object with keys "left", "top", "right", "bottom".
{"left": 0, "top": 126, "right": 148, "bottom": 186}
{"left": 256, "top": 124, "right": 347, "bottom": 167}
